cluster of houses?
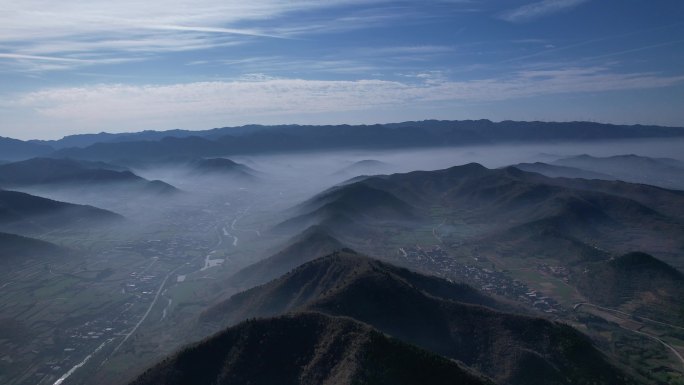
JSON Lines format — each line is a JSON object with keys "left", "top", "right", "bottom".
{"left": 398, "top": 244, "right": 564, "bottom": 314}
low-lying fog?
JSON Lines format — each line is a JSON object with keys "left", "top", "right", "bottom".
{"left": 217, "top": 136, "right": 684, "bottom": 182}
{"left": 100, "top": 136, "right": 680, "bottom": 237}
{"left": 21, "top": 137, "right": 684, "bottom": 227}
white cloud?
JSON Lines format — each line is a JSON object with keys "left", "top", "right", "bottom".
{"left": 0, "top": 53, "right": 94, "bottom": 63}
{"left": 0, "top": 0, "right": 391, "bottom": 71}
{"left": 145, "top": 25, "right": 290, "bottom": 39}
{"left": 0, "top": 52, "right": 141, "bottom": 72}
{"left": 0, "top": 1, "right": 360, "bottom": 41}
{"left": 500, "top": 0, "right": 590, "bottom": 23}
{"left": 5, "top": 67, "right": 683, "bottom": 135}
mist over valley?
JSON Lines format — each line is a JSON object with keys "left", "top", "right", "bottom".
{"left": 1, "top": 123, "right": 683, "bottom": 385}
{"left": 2, "top": 0, "right": 684, "bottom": 384}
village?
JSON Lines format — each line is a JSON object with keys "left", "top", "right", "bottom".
{"left": 398, "top": 244, "right": 564, "bottom": 315}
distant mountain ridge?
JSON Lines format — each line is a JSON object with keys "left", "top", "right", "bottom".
{"left": 5, "top": 120, "right": 682, "bottom": 162}
{"left": 0, "top": 136, "right": 53, "bottom": 161}
{"left": 31, "top": 125, "right": 276, "bottom": 149}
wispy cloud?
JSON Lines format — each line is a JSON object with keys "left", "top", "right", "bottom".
{"left": 0, "top": 52, "right": 140, "bottom": 72}
{"left": 6, "top": 67, "right": 682, "bottom": 133}
{"left": 0, "top": 53, "right": 93, "bottom": 63}
{"left": 15, "top": 35, "right": 244, "bottom": 57}
{"left": 146, "top": 25, "right": 290, "bottom": 39}
{"left": 0, "top": 0, "right": 394, "bottom": 71}
{"left": 500, "top": 0, "right": 590, "bottom": 23}
{"left": 188, "top": 56, "right": 383, "bottom": 75}
{"left": 184, "top": 45, "right": 455, "bottom": 75}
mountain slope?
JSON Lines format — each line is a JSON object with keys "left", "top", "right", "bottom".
{"left": 520, "top": 172, "right": 684, "bottom": 219}
{"left": 575, "top": 252, "right": 684, "bottom": 325}
{"left": 292, "top": 163, "right": 683, "bottom": 264}
{"left": 356, "top": 163, "right": 676, "bottom": 220}
{"left": 0, "top": 158, "right": 177, "bottom": 194}
{"left": 231, "top": 225, "right": 344, "bottom": 288}
{"left": 0, "top": 232, "right": 67, "bottom": 264}
{"left": 0, "top": 189, "right": 123, "bottom": 234}
{"left": 202, "top": 251, "right": 500, "bottom": 325}
{"left": 130, "top": 312, "right": 492, "bottom": 385}
{"left": 276, "top": 182, "right": 418, "bottom": 236}
{"left": 478, "top": 215, "right": 611, "bottom": 265}
{"left": 202, "top": 252, "right": 634, "bottom": 385}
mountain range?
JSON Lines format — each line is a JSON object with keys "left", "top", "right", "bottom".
{"left": 1, "top": 121, "right": 682, "bottom": 385}
{"left": 196, "top": 251, "right": 636, "bottom": 385}
{"left": 280, "top": 163, "right": 684, "bottom": 266}
{"left": 3, "top": 120, "right": 684, "bottom": 162}
{"left": 259, "top": 162, "right": 684, "bottom": 335}
{"left": 0, "top": 136, "right": 53, "bottom": 161}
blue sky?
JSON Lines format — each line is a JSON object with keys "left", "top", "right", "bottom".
{"left": 1, "top": 0, "right": 683, "bottom": 139}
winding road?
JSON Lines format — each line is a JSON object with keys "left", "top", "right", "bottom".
{"left": 574, "top": 303, "right": 684, "bottom": 331}
{"left": 574, "top": 302, "right": 684, "bottom": 369}
{"left": 632, "top": 328, "right": 684, "bottom": 368}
